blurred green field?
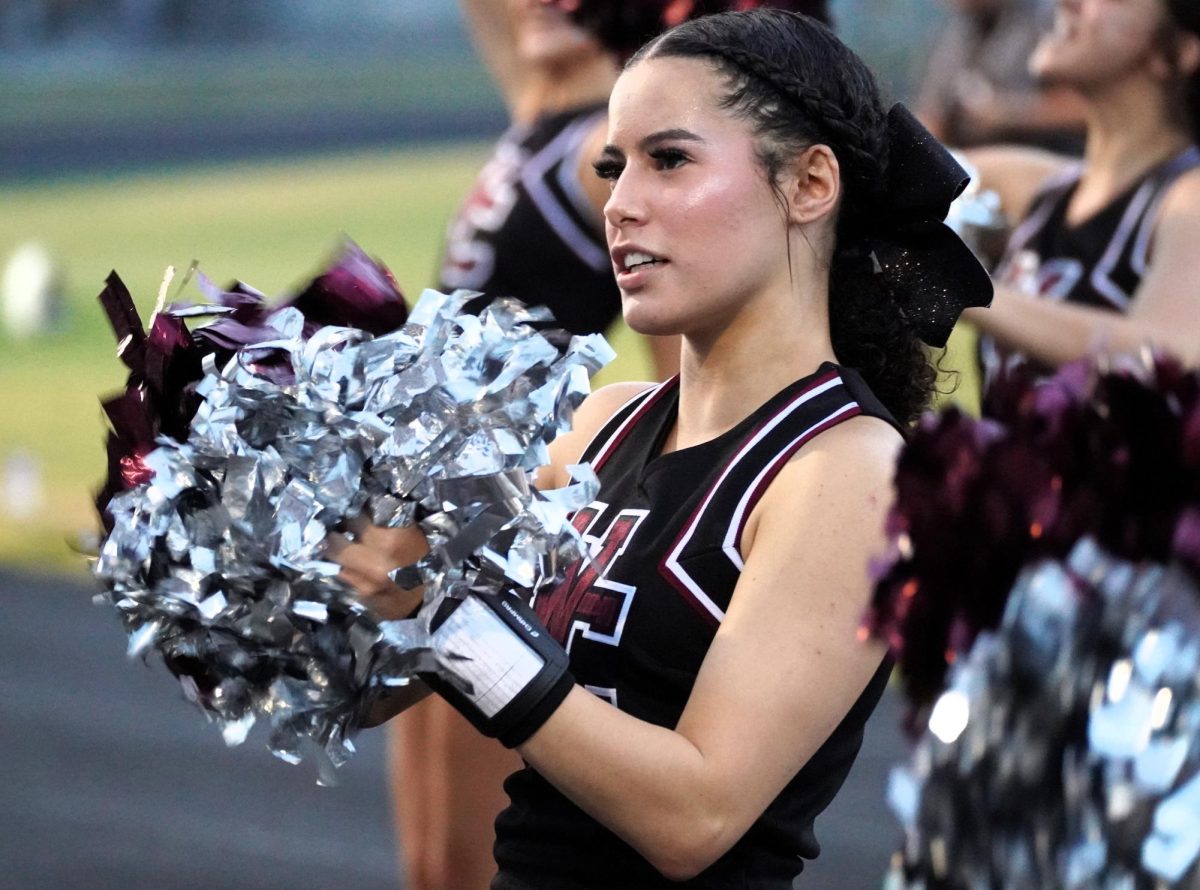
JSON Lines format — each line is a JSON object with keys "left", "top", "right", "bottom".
{"left": 2, "top": 49, "right": 497, "bottom": 135}
{"left": 0, "top": 144, "right": 660, "bottom": 574}
{"left": 0, "top": 143, "right": 977, "bottom": 576}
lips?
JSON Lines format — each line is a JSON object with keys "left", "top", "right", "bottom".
{"left": 611, "top": 245, "right": 668, "bottom": 289}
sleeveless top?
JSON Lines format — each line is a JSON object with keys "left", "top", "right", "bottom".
{"left": 982, "top": 145, "right": 1200, "bottom": 383}
{"left": 493, "top": 364, "right": 898, "bottom": 889}
{"left": 437, "top": 102, "right": 621, "bottom": 337}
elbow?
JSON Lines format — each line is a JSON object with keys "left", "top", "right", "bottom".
{"left": 642, "top": 813, "right": 733, "bottom": 883}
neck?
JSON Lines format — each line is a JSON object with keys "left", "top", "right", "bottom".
{"left": 512, "top": 54, "right": 618, "bottom": 124}
{"left": 672, "top": 278, "right": 836, "bottom": 451}
{"left": 1078, "top": 79, "right": 1191, "bottom": 201}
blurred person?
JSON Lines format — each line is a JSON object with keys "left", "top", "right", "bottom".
{"left": 966, "top": 0, "right": 1200, "bottom": 381}
{"left": 916, "top": 0, "right": 1085, "bottom": 151}
{"left": 392, "top": 3, "right": 676, "bottom": 889}
{"left": 337, "top": 10, "right": 988, "bottom": 887}
{"left": 438, "top": 0, "right": 677, "bottom": 368}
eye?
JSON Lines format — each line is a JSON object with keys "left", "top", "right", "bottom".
{"left": 592, "top": 158, "right": 624, "bottom": 182}
{"left": 650, "top": 148, "right": 689, "bottom": 171}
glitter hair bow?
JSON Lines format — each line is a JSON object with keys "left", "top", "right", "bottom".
{"left": 858, "top": 104, "right": 994, "bottom": 349}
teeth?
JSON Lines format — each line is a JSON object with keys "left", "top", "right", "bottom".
{"left": 623, "top": 251, "right": 657, "bottom": 271}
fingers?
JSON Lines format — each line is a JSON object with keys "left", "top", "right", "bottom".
{"left": 326, "top": 531, "right": 423, "bottom": 620}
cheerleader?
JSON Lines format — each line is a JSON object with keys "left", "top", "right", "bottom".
{"left": 967, "top": 0, "right": 1200, "bottom": 379}
{"left": 338, "top": 10, "right": 989, "bottom": 887}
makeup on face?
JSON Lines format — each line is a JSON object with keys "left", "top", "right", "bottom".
{"left": 595, "top": 57, "right": 802, "bottom": 336}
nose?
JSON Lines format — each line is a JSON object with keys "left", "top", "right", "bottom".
{"left": 603, "top": 169, "right": 645, "bottom": 232}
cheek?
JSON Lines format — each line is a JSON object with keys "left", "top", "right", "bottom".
{"left": 669, "top": 170, "right": 778, "bottom": 261}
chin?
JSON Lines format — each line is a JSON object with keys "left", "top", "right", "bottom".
{"left": 621, "top": 303, "right": 683, "bottom": 338}
{"left": 1028, "top": 50, "right": 1073, "bottom": 87}
{"left": 518, "top": 26, "right": 595, "bottom": 66}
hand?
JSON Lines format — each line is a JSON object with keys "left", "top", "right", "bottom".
{"left": 326, "top": 514, "right": 429, "bottom": 620}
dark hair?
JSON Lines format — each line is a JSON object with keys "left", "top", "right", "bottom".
{"left": 1164, "top": 0, "right": 1200, "bottom": 144}
{"left": 631, "top": 10, "right": 936, "bottom": 425}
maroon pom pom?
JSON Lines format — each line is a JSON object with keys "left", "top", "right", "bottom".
{"left": 95, "top": 242, "right": 408, "bottom": 530}
{"left": 870, "top": 357, "right": 1200, "bottom": 714}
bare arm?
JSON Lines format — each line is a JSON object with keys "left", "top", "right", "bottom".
{"left": 518, "top": 418, "right": 898, "bottom": 880}
{"left": 961, "top": 83, "right": 1085, "bottom": 140}
{"left": 966, "top": 170, "right": 1200, "bottom": 369}
{"left": 965, "top": 145, "right": 1074, "bottom": 223}
{"left": 460, "top": 0, "right": 525, "bottom": 112}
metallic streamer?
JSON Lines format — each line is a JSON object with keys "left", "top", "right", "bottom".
{"left": 95, "top": 284, "right": 612, "bottom": 780}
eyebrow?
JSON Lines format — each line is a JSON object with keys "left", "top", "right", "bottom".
{"left": 599, "top": 127, "right": 706, "bottom": 160}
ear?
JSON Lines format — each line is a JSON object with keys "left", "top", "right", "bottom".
{"left": 1179, "top": 33, "right": 1200, "bottom": 77}
{"left": 1151, "top": 30, "right": 1200, "bottom": 80}
{"left": 782, "top": 144, "right": 841, "bottom": 227}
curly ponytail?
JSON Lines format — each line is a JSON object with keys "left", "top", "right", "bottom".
{"left": 632, "top": 11, "right": 937, "bottom": 425}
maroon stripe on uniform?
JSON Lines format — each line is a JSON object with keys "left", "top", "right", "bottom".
{"left": 656, "top": 368, "right": 843, "bottom": 626}
{"left": 731, "top": 404, "right": 862, "bottom": 558}
{"left": 590, "top": 376, "right": 680, "bottom": 473}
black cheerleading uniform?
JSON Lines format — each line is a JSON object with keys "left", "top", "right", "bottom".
{"left": 438, "top": 103, "right": 621, "bottom": 336}
{"left": 982, "top": 145, "right": 1200, "bottom": 383}
{"left": 493, "top": 363, "right": 898, "bottom": 889}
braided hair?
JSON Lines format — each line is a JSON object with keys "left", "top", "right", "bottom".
{"left": 630, "top": 10, "right": 937, "bottom": 425}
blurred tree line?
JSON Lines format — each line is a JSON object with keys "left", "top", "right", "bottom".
{"left": 0, "top": 0, "right": 457, "bottom": 47}
{"left": 0, "top": 0, "right": 938, "bottom": 97}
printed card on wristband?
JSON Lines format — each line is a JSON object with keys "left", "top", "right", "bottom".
{"left": 432, "top": 595, "right": 547, "bottom": 718}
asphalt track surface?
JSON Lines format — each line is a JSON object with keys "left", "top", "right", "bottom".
{"left": 1, "top": 567, "right": 907, "bottom": 889}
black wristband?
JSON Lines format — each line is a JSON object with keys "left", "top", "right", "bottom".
{"left": 421, "top": 592, "right": 574, "bottom": 748}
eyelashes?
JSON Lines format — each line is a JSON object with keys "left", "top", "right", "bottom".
{"left": 591, "top": 148, "right": 692, "bottom": 182}
{"left": 592, "top": 158, "right": 623, "bottom": 181}
{"left": 651, "top": 148, "right": 689, "bottom": 171}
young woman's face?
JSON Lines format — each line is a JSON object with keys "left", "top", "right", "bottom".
{"left": 1031, "top": 0, "right": 1172, "bottom": 89}
{"left": 598, "top": 57, "right": 800, "bottom": 338}
{"left": 507, "top": 0, "right": 600, "bottom": 67}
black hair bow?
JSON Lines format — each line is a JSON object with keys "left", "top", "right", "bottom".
{"left": 861, "top": 104, "right": 993, "bottom": 348}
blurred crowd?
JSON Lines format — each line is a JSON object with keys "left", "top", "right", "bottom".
{"left": 914, "top": 0, "right": 1085, "bottom": 151}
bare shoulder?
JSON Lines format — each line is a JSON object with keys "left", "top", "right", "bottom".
{"left": 575, "top": 381, "right": 657, "bottom": 431}
{"left": 1161, "top": 167, "right": 1200, "bottom": 216}
{"left": 741, "top": 415, "right": 902, "bottom": 561}
{"left": 796, "top": 414, "right": 903, "bottom": 468}
{"left": 543, "top": 381, "right": 657, "bottom": 488}
{"left": 760, "top": 416, "right": 903, "bottom": 512}
{"left": 1141, "top": 167, "right": 1200, "bottom": 269}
